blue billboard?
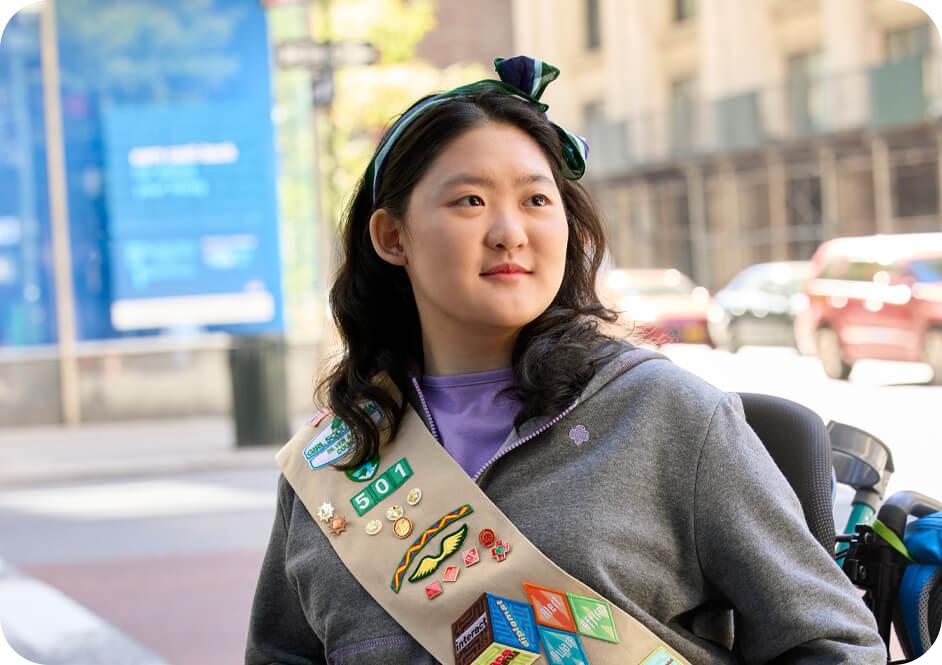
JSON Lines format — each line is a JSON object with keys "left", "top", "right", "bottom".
{"left": 0, "top": 0, "right": 286, "bottom": 347}
{"left": 103, "top": 101, "right": 284, "bottom": 331}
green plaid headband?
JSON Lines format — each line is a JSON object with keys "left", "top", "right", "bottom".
{"left": 368, "top": 56, "right": 590, "bottom": 203}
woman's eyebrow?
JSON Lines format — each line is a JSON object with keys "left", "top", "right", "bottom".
{"left": 439, "top": 173, "right": 553, "bottom": 189}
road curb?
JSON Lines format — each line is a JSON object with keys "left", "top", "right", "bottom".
{"left": 0, "top": 558, "right": 170, "bottom": 665}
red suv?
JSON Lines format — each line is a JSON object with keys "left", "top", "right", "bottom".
{"left": 795, "top": 233, "right": 942, "bottom": 382}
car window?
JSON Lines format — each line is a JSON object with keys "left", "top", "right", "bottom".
{"left": 819, "top": 258, "right": 849, "bottom": 279}
{"left": 909, "top": 257, "right": 942, "bottom": 283}
{"left": 728, "top": 265, "right": 764, "bottom": 289}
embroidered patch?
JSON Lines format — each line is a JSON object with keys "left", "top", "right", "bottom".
{"left": 640, "top": 646, "right": 678, "bottom": 665}
{"left": 385, "top": 505, "right": 404, "bottom": 521}
{"left": 348, "top": 457, "right": 414, "bottom": 516}
{"left": 443, "top": 565, "right": 460, "bottom": 583}
{"left": 523, "top": 583, "right": 577, "bottom": 633}
{"left": 537, "top": 625, "right": 589, "bottom": 665}
{"left": 408, "top": 524, "right": 469, "bottom": 583}
{"left": 391, "top": 504, "right": 474, "bottom": 593}
{"left": 345, "top": 452, "right": 381, "bottom": 482}
{"left": 478, "top": 528, "right": 496, "bottom": 548}
{"left": 568, "top": 424, "right": 590, "bottom": 446}
{"left": 303, "top": 401, "right": 383, "bottom": 469}
{"left": 566, "top": 593, "right": 619, "bottom": 643}
{"left": 350, "top": 486, "right": 378, "bottom": 517}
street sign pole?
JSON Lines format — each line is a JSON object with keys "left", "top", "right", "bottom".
{"left": 317, "top": 0, "right": 339, "bottom": 352}
{"left": 40, "top": 0, "right": 82, "bottom": 425}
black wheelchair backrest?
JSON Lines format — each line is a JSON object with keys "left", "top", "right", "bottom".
{"left": 737, "top": 392, "right": 836, "bottom": 553}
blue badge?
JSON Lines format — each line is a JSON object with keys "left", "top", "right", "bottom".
{"left": 537, "top": 626, "right": 589, "bottom": 665}
{"left": 486, "top": 594, "right": 540, "bottom": 655}
{"left": 303, "top": 401, "right": 383, "bottom": 470}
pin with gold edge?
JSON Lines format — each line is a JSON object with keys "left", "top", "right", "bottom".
{"left": 393, "top": 516, "right": 414, "bottom": 539}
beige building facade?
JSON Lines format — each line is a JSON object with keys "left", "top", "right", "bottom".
{"left": 513, "top": 0, "right": 942, "bottom": 288}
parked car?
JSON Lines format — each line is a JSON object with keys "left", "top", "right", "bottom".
{"left": 709, "top": 261, "right": 812, "bottom": 352}
{"left": 794, "top": 233, "right": 942, "bottom": 382}
{"left": 602, "top": 268, "right": 715, "bottom": 346}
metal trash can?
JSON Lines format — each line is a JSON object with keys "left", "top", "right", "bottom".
{"left": 228, "top": 335, "right": 291, "bottom": 447}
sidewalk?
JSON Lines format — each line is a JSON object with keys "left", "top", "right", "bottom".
{"left": 0, "top": 415, "right": 308, "bottom": 486}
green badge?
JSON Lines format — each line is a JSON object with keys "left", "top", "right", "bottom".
{"left": 345, "top": 452, "right": 381, "bottom": 482}
{"left": 565, "top": 593, "right": 619, "bottom": 643}
{"left": 640, "top": 646, "right": 676, "bottom": 665}
{"left": 347, "top": 457, "right": 414, "bottom": 517}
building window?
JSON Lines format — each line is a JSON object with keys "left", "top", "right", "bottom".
{"left": 885, "top": 22, "right": 931, "bottom": 61}
{"left": 586, "top": 0, "right": 601, "bottom": 50}
{"left": 786, "top": 50, "right": 823, "bottom": 136}
{"left": 894, "top": 159, "right": 938, "bottom": 218}
{"left": 674, "top": 0, "right": 696, "bottom": 23}
{"left": 670, "top": 76, "right": 698, "bottom": 154}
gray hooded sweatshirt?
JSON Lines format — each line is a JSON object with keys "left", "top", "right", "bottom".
{"left": 245, "top": 345, "right": 885, "bottom": 664}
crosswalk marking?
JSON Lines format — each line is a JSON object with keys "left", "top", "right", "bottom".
{"left": 0, "top": 480, "right": 272, "bottom": 520}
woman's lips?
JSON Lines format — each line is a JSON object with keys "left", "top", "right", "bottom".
{"left": 481, "top": 262, "right": 530, "bottom": 275}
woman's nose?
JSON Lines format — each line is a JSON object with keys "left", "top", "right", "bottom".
{"left": 486, "top": 210, "right": 527, "bottom": 250}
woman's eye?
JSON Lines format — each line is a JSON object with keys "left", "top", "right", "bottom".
{"left": 456, "top": 195, "right": 484, "bottom": 207}
{"left": 527, "top": 194, "right": 549, "bottom": 207}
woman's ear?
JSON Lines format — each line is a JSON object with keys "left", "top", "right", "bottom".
{"left": 368, "top": 208, "right": 408, "bottom": 267}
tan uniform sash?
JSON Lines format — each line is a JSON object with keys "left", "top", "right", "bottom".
{"left": 277, "top": 405, "right": 691, "bottom": 665}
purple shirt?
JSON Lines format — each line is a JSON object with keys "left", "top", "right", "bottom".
{"left": 419, "top": 367, "right": 520, "bottom": 477}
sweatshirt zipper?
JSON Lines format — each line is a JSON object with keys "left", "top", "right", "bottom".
{"left": 410, "top": 375, "right": 579, "bottom": 483}
{"left": 410, "top": 375, "right": 442, "bottom": 443}
{"left": 472, "top": 398, "right": 580, "bottom": 482}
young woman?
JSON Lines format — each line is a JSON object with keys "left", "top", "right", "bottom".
{"left": 245, "top": 57, "right": 884, "bottom": 665}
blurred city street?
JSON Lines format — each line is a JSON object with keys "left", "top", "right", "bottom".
{"left": 0, "top": 344, "right": 939, "bottom": 665}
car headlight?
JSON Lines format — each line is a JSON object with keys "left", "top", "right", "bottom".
{"left": 708, "top": 304, "right": 727, "bottom": 323}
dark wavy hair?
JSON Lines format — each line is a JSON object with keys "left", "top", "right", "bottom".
{"left": 317, "top": 90, "right": 623, "bottom": 469}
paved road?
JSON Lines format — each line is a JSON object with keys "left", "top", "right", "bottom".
{"left": 0, "top": 468, "right": 280, "bottom": 665}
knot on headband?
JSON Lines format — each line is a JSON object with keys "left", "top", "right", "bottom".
{"left": 369, "top": 55, "right": 589, "bottom": 203}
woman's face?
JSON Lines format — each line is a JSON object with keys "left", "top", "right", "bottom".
{"left": 399, "top": 122, "right": 569, "bottom": 337}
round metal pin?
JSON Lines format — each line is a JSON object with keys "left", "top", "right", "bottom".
{"left": 478, "top": 528, "right": 496, "bottom": 548}
{"left": 386, "top": 505, "right": 404, "bottom": 521}
{"left": 393, "top": 516, "right": 414, "bottom": 539}
{"left": 365, "top": 519, "right": 383, "bottom": 536}
{"left": 406, "top": 488, "right": 422, "bottom": 506}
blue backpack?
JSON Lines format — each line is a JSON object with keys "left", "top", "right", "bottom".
{"left": 900, "top": 511, "right": 942, "bottom": 657}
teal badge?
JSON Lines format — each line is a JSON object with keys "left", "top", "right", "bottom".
{"left": 345, "top": 452, "right": 381, "bottom": 482}
{"left": 537, "top": 626, "right": 589, "bottom": 665}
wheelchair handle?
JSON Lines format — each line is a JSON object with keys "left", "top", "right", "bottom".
{"left": 876, "top": 491, "right": 942, "bottom": 539}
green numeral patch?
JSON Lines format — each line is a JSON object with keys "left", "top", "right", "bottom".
{"left": 350, "top": 487, "right": 377, "bottom": 516}
{"left": 347, "top": 457, "right": 413, "bottom": 517}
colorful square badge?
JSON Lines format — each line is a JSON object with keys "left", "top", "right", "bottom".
{"left": 566, "top": 592, "right": 619, "bottom": 643}
{"left": 537, "top": 625, "right": 589, "bottom": 665}
{"left": 523, "top": 582, "right": 577, "bottom": 633}
{"left": 452, "top": 593, "right": 541, "bottom": 665}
